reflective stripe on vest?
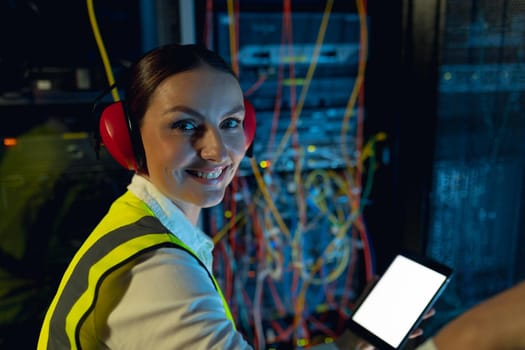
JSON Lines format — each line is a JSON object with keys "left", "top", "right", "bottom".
{"left": 38, "top": 214, "right": 234, "bottom": 350}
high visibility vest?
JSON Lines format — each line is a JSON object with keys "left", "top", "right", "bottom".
{"left": 38, "top": 191, "right": 234, "bottom": 350}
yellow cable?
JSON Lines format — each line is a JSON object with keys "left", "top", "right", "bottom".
{"left": 250, "top": 158, "right": 291, "bottom": 240}
{"left": 86, "top": 0, "right": 120, "bottom": 101}
{"left": 270, "top": 0, "right": 334, "bottom": 166}
{"left": 227, "top": 0, "right": 239, "bottom": 76}
{"left": 304, "top": 169, "right": 340, "bottom": 226}
{"left": 341, "top": 0, "right": 368, "bottom": 171}
{"left": 294, "top": 231, "right": 351, "bottom": 320}
{"left": 303, "top": 235, "right": 351, "bottom": 285}
{"left": 212, "top": 213, "right": 246, "bottom": 244}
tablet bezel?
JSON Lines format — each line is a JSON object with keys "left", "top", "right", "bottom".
{"left": 346, "top": 251, "right": 453, "bottom": 350}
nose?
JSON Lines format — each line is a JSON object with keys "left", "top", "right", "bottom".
{"left": 198, "top": 126, "right": 228, "bottom": 162}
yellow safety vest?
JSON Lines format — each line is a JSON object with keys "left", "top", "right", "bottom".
{"left": 38, "top": 191, "right": 234, "bottom": 350}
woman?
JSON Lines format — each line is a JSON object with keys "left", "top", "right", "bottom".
{"left": 38, "top": 43, "right": 252, "bottom": 349}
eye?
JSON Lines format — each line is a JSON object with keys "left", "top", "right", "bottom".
{"left": 171, "top": 120, "right": 198, "bottom": 132}
{"left": 221, "top": 117, "right": 242, "bottom": 130}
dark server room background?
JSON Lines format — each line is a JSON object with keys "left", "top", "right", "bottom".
{"left": 0, "top": 0, "right": 524, "bottom": 349}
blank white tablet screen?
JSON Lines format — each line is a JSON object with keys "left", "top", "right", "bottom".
{"left": 351, "top": 255, "right": 447, "bottom": 348}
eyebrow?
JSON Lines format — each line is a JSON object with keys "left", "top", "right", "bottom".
{"left": 163, "top": 105, "right": 245, "bottom": 120}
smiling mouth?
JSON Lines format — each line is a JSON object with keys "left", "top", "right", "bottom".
{"left": 186, "top": 167, "right": 227, "bottom": 180}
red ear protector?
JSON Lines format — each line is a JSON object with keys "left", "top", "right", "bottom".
{"left": 98, "top": 101, "right": 139, "bottom": 171}
{"left": 98, "top": 97, "right": 257, "bottom": 172}
{"left": 243, "top": 97, "right": 257, "bottom": 157}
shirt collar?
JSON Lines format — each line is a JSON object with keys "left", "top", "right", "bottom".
{"left": 127, "top": 174, "right": 215, "bottom": 272}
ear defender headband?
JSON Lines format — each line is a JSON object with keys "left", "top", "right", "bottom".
{"left": 97, "top": 97, "right": 257, "bottom": 172}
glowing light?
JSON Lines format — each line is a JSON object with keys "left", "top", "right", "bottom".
{"left": 296, "top": 339, "right": 309, "bottom": 347}
{"left": 307, "top": 145, "right": 316, "bottom": 153}
{"left": 444, "top": 72, "right": 452, "bottom": 80}
{"left": 224, "top": 210, "right": 232, "bottom": 219}
{"left": 3, "top": 138, "right": 17, "bottom": 147}
{"left": 376, "top": 132, "right": 387, "bottom": 141}
{"left": 259, "top": 160, "right": 270, "bottom": 168}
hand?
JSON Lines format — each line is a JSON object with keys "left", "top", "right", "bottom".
{"left": 408, "top": 307, "right": 436, "bottom": 339}
{"left": 346, "top": 308, "right": 436, "bottom": 350}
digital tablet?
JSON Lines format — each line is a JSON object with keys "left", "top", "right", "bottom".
{"left": 347, "top": 252, "right": 453, "bottom": 350}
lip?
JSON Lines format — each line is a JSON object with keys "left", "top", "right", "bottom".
{"left": 185, "top": 165, "right": 231, "bottom": 185}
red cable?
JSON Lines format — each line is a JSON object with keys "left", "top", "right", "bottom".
{"left": 204, "top": 0, "right": 213, "bottom": 48}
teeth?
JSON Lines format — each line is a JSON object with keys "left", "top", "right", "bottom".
{"left": 195, "top": 169, "right": 223, "bottom": 179}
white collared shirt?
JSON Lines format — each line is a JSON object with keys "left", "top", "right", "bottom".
{"left": 127, "top": 174, "right": 215, "bottom": 272}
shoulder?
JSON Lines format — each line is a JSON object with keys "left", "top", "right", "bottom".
{"left": 125, "top": 247, "right": 217, "bottom": 296}
{"left": 100, "top": 248, "right": 249, "bottom": 349}
{"left": 92, "top": 190, "right": 157, "bottom": 235}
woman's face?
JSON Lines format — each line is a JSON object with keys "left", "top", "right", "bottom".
{"left": 140, "top": 65, "right": 246, "bottom": 216}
